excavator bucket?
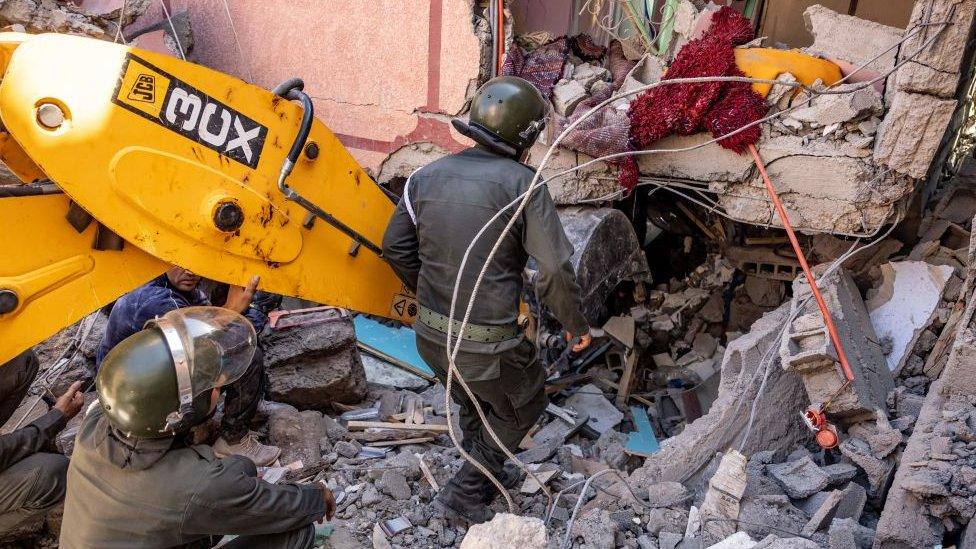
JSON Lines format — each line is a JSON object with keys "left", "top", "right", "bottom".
{"left": 0, "top": 33, "right": 414, "bottom": 364}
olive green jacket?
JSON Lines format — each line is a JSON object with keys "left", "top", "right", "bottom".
{"left": 60, "top": 406, "right": 325, "bottom": 548}
{"left": 382, "top": 147, "right": 588, "bottom": 378}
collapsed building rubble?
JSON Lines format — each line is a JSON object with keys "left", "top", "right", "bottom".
{"left": 7, "top": 0, "right": 976, "bottom": 547}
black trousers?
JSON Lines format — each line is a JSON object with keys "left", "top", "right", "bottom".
{"left": 416, "top": 338, "right": 547, "bottom": 476}
{"left": 220, "top": 347, "right": 266, "bottom": 442}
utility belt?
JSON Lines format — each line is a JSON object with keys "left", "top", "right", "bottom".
{"left": 418, "top": 306, "right": 520, "bottom": 344}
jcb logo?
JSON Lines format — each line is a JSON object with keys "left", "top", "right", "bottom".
{"left": 128, "top": 74, "right": 155, "bottom": 103}
{"left": 113, "top": 54, "right": 268, "bottom": 169}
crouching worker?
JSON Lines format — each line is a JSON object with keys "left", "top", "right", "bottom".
{"left": 61, "top": 307, "right": 335, "bottom": 549}
{"left": 0, "top": 351, "right": 83, "bottom": 538}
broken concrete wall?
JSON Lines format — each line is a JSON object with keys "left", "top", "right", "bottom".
{"left": 0, "top": 0, "right": 150, "bottom": 38}
{"left": 629, "top": 303, "right": 808, "bottom": 487}
{"left": 876, "top": 215, "right": 976, "bottom": 547}
{"left": 780, "top": 268, "right": 894, "bottom": 423}
{"left": 873, "top": 0, "right": 976, "bottom": 179}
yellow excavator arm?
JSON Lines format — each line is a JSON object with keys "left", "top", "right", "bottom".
{"left": 0, "top": 32, "right": 416, "bottom": 364}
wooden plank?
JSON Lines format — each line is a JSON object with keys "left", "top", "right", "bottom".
{"left": 367, "top": 437, "right": 435, "bottom": 447}
{"left": 347, "top": 420, "right": 449, "bottom": 433}
{"left": 417, "top": 454, "right": 440, "bottom": 492}
{"left": 615, "top": 349, "right": 638, "bottom": 408}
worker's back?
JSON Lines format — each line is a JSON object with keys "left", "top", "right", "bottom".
{"left": 408, "top": 146, "right": 533, "bottom": 328}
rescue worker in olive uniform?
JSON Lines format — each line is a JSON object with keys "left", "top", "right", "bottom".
{"left": 61, "top": 307, "right": 335, "bottom": 549}
{"left": 382, "top": 75, "right": 591, "bottom": 524}
{"left": 0, "top": 350, "right": 83, "bottom": 537}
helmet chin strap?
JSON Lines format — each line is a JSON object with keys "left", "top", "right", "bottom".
{"left": 451, "top": 119, "right": 519, "bottom": 158}
{"left": 148, "top": 317, "right": 197, "bottom": 434}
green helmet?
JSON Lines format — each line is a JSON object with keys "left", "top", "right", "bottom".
{"left": 96, "top": 307, "right": 257, "bottom": 438}
{"left": 454, "top": 76, "right": 548, "bottom": 156}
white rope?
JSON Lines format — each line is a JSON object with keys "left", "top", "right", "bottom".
{"left": 158, "top": 0, "right": 186, "bottom": 61}
{"left": 220, "top": 0, "right": 254, "bottom": 82}
{"left": 114, "top": 0, "right": 127, "bottom": 44}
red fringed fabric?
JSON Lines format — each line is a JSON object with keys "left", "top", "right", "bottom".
{"left": 627, "top": 6, "right": 767, "bottom": 156}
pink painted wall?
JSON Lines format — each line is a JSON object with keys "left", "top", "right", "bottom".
{"left": 94, "top": 0, "right": 482, "bottom": 171}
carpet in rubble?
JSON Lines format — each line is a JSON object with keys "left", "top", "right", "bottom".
{"left": 628, "top": 6, "right": 768, "bottom": 158}
{"left": 501, "top": 37, "right": 569, "bottom": 99}
{"left": 553, "top": 41, "right": 636, "bottom": 164}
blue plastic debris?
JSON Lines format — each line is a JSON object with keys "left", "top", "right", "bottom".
{"left": 353, "top": 316, "right": 435, "bottom": 379}
{"left": 625, "top": 406, "right": 660, "bottom": 457}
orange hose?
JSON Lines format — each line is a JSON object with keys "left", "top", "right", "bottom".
{"left": 496, "top": 0, "right": 505, "bottom": 74}
{"left": 748, "top": 144, "right": 855, "bottom": 383}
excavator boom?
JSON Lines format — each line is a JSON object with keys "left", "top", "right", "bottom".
{"left": 0, "top": 33, "right": 416, "bottom": 364}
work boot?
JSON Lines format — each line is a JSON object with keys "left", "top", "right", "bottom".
{"left": 435, "top": 462, "right": 495, "bottom": 524}
{"left": 482, "top": 463, "right": 521, "bottom": 503}
{"left": 213, "top": 432, "right": 281, "bottom": 466}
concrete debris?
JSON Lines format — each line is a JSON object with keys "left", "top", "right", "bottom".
{"left": 839, "top": 437, "right": 896, "bottom": 498}
{"left": 16, "top": 1, "right": 976, "bottom": 547}
{"left": 262, "top": 315, "right": 368, "bottom": 409}
{"left": 631, "top": 304, "right": 808, "bottom": 487}
{"left": 894, "top": 0, "right": 976, "bottom": 98}
{"left": 874, "top": 91, "right": 957, "bottom": 179}
{"left": 565, "top": 383, "right": 624, "bottom": 435}
{"left": 700, "top": 450, "right": 748, "bottom": 543}
{"left": 788, "top": 85, "right": 883, "bottom": 126}
{"left": 459, "top": 513, "right": 547, "bottom": 549}
{"left": 867, "top": 261, "right": 955, "bottom": 373}
{"left": 553, "top": 79, "right": 588, "bottom": 116}
{"left": 706, "top": 531, "right": 756, "bottom": 549}
{"left": 267, "top": 404, "right": 327, "bottom": 468}
{"left": 780, "top": 268, "right": 894, "bottom": 422}
{"left": 767, "top": 456, "right": 830, "bottom": 499}
{"left": 803, "top": 5, "right": 903, "bottom": 76}
{"left": 821, "top": 463, "right": 858, "bottom": 486}
{"left": 571, "top": 508, "right": 617, "bottom": 549}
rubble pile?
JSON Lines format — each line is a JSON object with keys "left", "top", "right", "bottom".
{"left": 11, "top": 0, "right": 976, "bottom": 547}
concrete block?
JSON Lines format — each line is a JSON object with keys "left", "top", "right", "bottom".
{"left": 838, "top": 438, "right": 895, "bottom": 499}
{"left": 720, "top": 139, "right": 911, "bottom": 236}
{"left": 873, "top": 379, "right": 945, "bottom": 548}
{"left": 803, "top": 4, "right": 903, "bottom": 76}
{"left": 779, "top": 268, "right": 894, "bottom": 422}
{"left": 833, "top": 482, "right": 866, "bottom": 521}
{"left": 637, "top": 133, "right": 756, "bottom": 183}
{"left": 788, "top": 84, "right": 883, "bottom": 126}
{"left": 821, "top": 463, "right": 858, "bottom": 486}
{"left": 459, "top": 513, "right": 548, "bottom": 549}
{"left": 700, "top": 450, "right": 748, "bottom": 543}
{"left": 552, "top": 79, "right": 587, "bottom": 116}
{"left": 895, "top": 0, "right": 976, "bottom": 98}
{"left": 767, "top": 457, "right": 830, "bottom": 499}
{"left": 867, "top": 261, "right": 954, "bottom": 374}
{"left": 873, "top": 92, "right": 956, "bottom": 179}
{"left": 800, "top": 488, "right": 843, "bottom": 535}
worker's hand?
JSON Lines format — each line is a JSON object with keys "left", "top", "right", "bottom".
{"left": 318, "top": 482, "right": 336, "bottom": 522}
{"left": 566, "top": 330, "right": 592, "bottom": 353}
{"left": 54, "top": 381, "right": 85, "bottom": 420}
{"left": 224, "top": 275, "right": 260, "bottom": 314}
